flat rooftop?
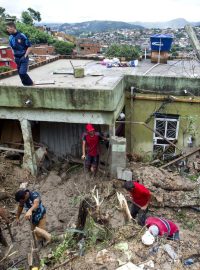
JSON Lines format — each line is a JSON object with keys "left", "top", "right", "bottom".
{"left": 1, "top": 59, "right": 200, "bottom": 89}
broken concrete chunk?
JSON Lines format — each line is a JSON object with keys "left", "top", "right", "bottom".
{"left": 117, "top": 167, "right": 132, "bottom": 181}
{"left": 139, "top": 260, "right": 154, "bottom": 269}
{"left": 116, "top": 262, "right": 141, "bottom": 270}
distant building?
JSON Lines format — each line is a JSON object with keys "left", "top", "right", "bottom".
{"left": 31, "top": 45, "right": 55, "bottom": 56}
{"left": 0, "top": 46, "right": 17, "bottom": 69}
{"left": 76, "top": 39, "right": 101, "bottom": 55}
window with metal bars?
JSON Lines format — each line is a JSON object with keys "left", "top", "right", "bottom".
{"left": 153, "top": 114, "right": 179, "bottom": 160}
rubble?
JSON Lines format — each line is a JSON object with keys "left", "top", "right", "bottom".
{"left": 0, "top": 156, "right": 200, "bottom": 270}
{"left": 131, "top": 164, "right": 200, "bottom": 207}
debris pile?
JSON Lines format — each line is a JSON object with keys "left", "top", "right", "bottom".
{"left": 0, "top": 157, "right": 200, "bottom": 270}
{"left": 131, "top": 163, "right": 200, "bottom": 208}
{"left": 101, "top": 58, "right": 139, "bottom": 68}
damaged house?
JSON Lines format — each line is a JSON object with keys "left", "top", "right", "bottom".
{"left": 0, "top": 56, "right": 200, "bottom": 175}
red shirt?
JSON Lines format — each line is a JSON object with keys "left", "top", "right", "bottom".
{"left": 145, "top": 217, "right": 179, "bottom": 237}
{"left": 129, "top": 182, "right": 151, "bottom": 207}
{"left": 82, "top": 132, "right": 100, "bottom": 156}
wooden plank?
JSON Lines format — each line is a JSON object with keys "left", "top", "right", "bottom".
{"left": 34, "top": 80, "right": 55, "bottom": 85}
{"left": 0, "top": 146, "right": 24, "bottom": 153}
{"left": 161, "top": 147, "right": 200, "bottom": 169}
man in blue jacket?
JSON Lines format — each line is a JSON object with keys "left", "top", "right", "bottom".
{"left": 7, "top": 22, "right": 34, "bottom": 86}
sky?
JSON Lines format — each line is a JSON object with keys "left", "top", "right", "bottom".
{"left": 0, "top": 0, "right": 199, "bottom": 23}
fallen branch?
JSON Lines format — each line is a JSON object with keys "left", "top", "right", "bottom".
{"left": 0, "top": 244, "right": 14, "bottom": 263}
{"left": 161, "top": 147, "right": 200, "bottom": 169}
{"left": 92, "top": 186, "right": 104, "bottom": 212}
{"left": 117, "top": 192, "right": 132, "bottom": 222}
{"left": 0, "top": 146, "right": 24, "bottom": 153}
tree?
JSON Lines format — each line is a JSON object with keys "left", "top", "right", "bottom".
{"left": 16, "top": 22, "right": 54, "bottom": 44}
{"left": 21, "top": 11, "right": 33, "bottom": 25}
{"left": 106, "top": 44, "right": 140, "bottom": 60}
{"left": 53, "top": 40, "right": 75, "bottom": 55}
{"left": 21, "top": 8, "right": 41, "bottom": 25}
{"left": 0, "top": 7, "right": 6, "bottom": 18}
{"left": 27, "top": 8, "right": 41, "bottom": 22}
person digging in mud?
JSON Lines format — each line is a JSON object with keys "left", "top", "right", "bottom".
{"left": 0, "top": 207, "right": 10, "bottom": 247}
{"left": 15, "top": 189, "right": 49, "bottom": 246}
{"left": 123, "top": 181, "right": 151, "bottom": 226}
{"left": 81, "top": 124, "right": 108, "bottom": 175}
{"left": 142, "top": 216, "right": 180, "bottom": 245}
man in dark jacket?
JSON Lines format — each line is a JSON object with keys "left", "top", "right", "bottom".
{"left": 7, "top": 22, "right": 34, "bottom": 86}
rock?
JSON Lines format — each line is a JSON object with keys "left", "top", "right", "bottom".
{"left": 116, "top": 262, "right": 141, "bottom": 270}
{"left": 96, "top": 249, "right": 116, "bottom": 265}
{"left": 115, "top": 242, "right": 129, "bottom": 252}
{"left": 162, "top": 262, "right": 172, "bottom": 270}
{"left": 19, "top": 182, "right": 28, "bottom": 189}
{"left": 139, "top": 260, "right": 154, "bottom": 269}
{"left": 0, "top": 188, "right": 9, "bottom": 200}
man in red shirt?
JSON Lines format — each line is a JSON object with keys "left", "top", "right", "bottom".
{"left": 123, "top": 181, "right": 151, "bottom": 226}
{"left": 145, "top": 216, "right": 180, "bottom": 240}
{"left": 81, "top": 124, "right": 104, "bottom": 175}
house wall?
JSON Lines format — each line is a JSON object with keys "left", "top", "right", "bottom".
{"left": 32, "top": 45, "right": 55, "bottom": 55}
{"left": 0, "top": 78, "right": 124, "bottom": 113}
{"left": 125, "top": 94, "right": 200, "bottom": 159}
{"left": 77, "top": 44, "right": 101, "bottom": 55}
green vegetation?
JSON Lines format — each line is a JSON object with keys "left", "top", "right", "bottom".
{"left": 106, "top": 44, "right": 140, "bottom": 60}
{"left": 21, "top": 8, "right": 41, "bottom": 25}
{"left": 53, "top": 40, "right": 74, "bottom": 55}
{"left": 52, "top": 232, "right": 76, "bottom": 262}
{"left": 0, "top": 7, "right": 75, "bottom": 55}
{"left": 16, "top": 22, "right": 53, "bottom": 44}
{"left": 0, "top": 66, "right": 12, "bottom": 73}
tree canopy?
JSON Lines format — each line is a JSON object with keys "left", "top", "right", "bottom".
{"left": 106, "top": 44, "right": 140, "bottom": 60}
{"left": 21, "top": 8, "right": 41, "bottom": 25}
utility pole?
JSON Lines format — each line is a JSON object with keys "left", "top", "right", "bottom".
{"left": 185, "top": 24, "right": 200, "bottom": 61}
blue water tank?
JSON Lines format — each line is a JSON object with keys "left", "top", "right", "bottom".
{"left": 150, "top": 34, "right": 173, "bottom": 52}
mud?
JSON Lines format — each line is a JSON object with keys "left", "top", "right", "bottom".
{"left": 0, "top": 158, "right": 200, "bottom": 270}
